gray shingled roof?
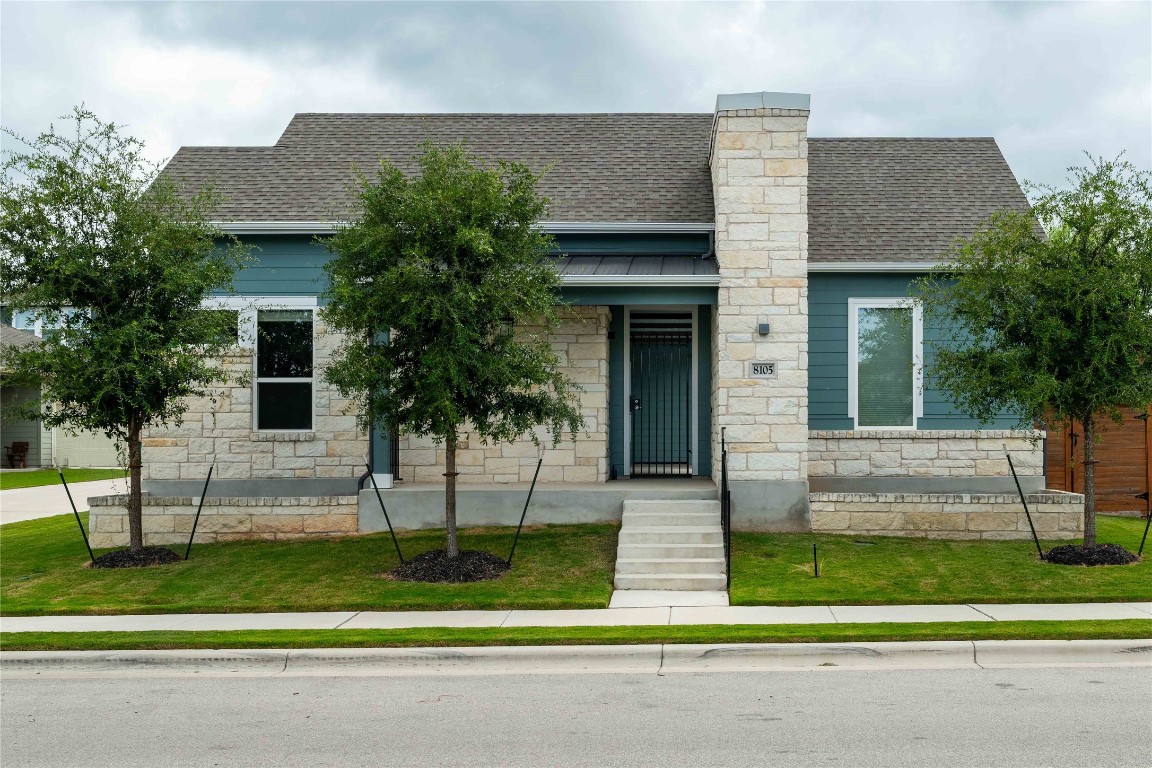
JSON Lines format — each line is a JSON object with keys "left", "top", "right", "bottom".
{"left": 807, "top": 138, "right": 1030, "bottom": 263}
{"left": 0, "top": 324, "right": 41, "bottom": 351}
{"left": 162, "top": 114, "right": 1031, "bottom": 264}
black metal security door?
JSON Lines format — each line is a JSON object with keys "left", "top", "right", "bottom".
{"left": 629, "top": 311, "right": 693, "bottom": 477}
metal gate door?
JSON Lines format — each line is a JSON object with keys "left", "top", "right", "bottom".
{"left": 629, "top": 311, "right": 693, "bottom": 477}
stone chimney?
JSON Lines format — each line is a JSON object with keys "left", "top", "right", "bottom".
{"left": 709, "top": 91, "right": 810, "bottom": 529}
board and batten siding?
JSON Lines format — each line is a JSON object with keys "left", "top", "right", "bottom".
{"left": 808, "top": 273, "right": 1019, "bottom": 431}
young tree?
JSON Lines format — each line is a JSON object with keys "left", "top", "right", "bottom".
{"left": 914, "top": 157, "right": 1152, "bottom": 546}
{"left": 0, "top": 108, "right": 248, "bottom": 556}
{"left": 322, "top": 143, "right": 584, "bottom": 560}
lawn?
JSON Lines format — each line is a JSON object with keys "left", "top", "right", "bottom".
{"left": 1, "top": 513, "right": 1148, "bottom": 617}
{"left": 730, "top": 515, "right": 1152, "bottom": 606}
{"left": 2, "top": 620, "right": 1148, "bottom": 652}
{"left": 0, "top": 514, "right": 618, "bottom": 615}
{"left": 0, "top": 467, "right": 125, "bottom": 490}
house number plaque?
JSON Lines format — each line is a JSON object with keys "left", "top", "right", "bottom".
{"left": 749, "top": 361, "right": 778, "bottom": 379}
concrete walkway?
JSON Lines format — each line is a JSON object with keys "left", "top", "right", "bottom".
{"left": 3, "top": 601, "right": 1149, "bottom": 633}
{"left": 0, "top": 478, "right": 127, "bottom": 525}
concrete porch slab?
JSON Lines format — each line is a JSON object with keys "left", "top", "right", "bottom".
{"left": 670, "top": 605, "right": 835, "bottom": 624}
{"left": 502, "top": 608, "right": 670, "bottom": 627}
{"left": 829, "top": 605, "right": 993, "bottom": 623}
{"left": 609, "top": 590, "right": 729, "bottom": 608}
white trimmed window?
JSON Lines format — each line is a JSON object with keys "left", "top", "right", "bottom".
{"left": 848, "top": 298, "right": 923, "bottom": 429}
{"left": 201, "top": 297, "right": 317, "bottom": 432}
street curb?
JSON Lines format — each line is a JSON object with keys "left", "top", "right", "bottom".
{"left": 2, "top": 640, "right": 1149, "bottom": 678}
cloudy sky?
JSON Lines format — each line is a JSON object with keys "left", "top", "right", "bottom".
{"left": 2, "top": 1, "right": 1148, "bottom": 189}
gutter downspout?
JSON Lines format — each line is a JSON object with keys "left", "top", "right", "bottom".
{"left": 700, "top": 230, "right": 715, "bottom": 260}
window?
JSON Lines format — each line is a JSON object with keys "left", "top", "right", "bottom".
{"left": 848, "top": 298, "right": 923, "bottom": 429}
{"left": 256, "top": 309, "right": 314, "bottom": 430}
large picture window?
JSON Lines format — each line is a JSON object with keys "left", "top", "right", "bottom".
{"left": 256, "top": 309, "right": 314, "bottom": 430}
{"left": 848, "top": 298, "right": 923, "bottom": 429}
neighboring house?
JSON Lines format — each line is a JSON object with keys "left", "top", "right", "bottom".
{"left": 0, "top": 321, "right": 121, "bottom": 469}
{"left": 88, "top": 91, "right": 1084, "bottom": 547}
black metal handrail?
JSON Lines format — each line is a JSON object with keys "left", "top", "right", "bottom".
{"left": 720, "top": 427, "right": 732, "bottom": 589}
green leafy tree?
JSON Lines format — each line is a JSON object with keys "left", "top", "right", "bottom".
{"left": 322, "top": 143, "right": 584, "bottom": 559}
{"left": 914, "top": 157, "right": 1152, "bottom": 546}
{"left": 0, "top": 108, "right": 249, "bottom": 554}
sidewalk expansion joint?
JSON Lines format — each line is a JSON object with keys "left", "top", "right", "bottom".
{"left": 968, "top": 605, "right": 998, "bottom": 621}
{"left": 332, "top": 612, "right": 360, "bottom": 630}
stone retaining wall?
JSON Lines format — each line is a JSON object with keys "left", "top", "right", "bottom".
{"left": 397, "top": 306, "right": 610, "bottom": 485}
{"left": 809, "top": 490, "right": 1083, "bottom": 540}
{"left": 808, "top": 430, "right": 1044, "bottom": 478}
{"left": 87, "top": 494, "right": 359, "bottom": 547}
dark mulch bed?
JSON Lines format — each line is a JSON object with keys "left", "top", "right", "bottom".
{"left": 90, "top": 547, "right": 182, "bottom": 569}
{"left": 1045, "top": 543, "right": 1139, "bottom": 566}
{"left": 389, "top": 549, "right": 510, "bottom": 583}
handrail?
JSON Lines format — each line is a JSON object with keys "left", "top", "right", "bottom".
{"left": 720, "top": 427, "right": 731, "bottom": 589}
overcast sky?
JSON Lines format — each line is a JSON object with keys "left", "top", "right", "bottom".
{"left": 2, "top": 1, "right": 1148, "bottom": 190}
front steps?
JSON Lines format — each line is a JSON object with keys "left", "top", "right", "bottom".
{"left": 613, "top": 500, "right": 726, "bottom": 591}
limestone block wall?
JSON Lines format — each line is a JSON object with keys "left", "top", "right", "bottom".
{"left": 87, "top": 494, "right": 359, "bottom": 547}
{"left": 141, "top": 319, "right": 368, "bottom": 483}
{"left": 809, "top": 490, "right": 1084, "bottom": 540}
{"left": 710, "top": 101, "right": 809, "bottom": 486}
{"left": 396, "top": 306, "right": 610, "bottom": 484}
{"left": 808, "top": 430, "right": 1044, "bottom": 479}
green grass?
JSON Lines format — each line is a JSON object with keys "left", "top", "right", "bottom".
{"left": 2, "top": 513, "right": 1148, "bottom": 618}
{"left": 1, "top": 620, "right": 1148, "bottom": 652}
{"left": 0, "top": 514, "right": 617, "bottom": 616}
{"left": 730, "top": 515, "right": 1151, "bottom": 606}
{"left": 0, "top": 467, "right": 125, "bottom": 490}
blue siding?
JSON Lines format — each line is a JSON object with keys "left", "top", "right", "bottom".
{"left": 808, "top": 273, "right": 1019, "bottom": 430}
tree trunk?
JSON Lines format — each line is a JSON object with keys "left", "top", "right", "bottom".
{"left": 444, "top": 432, "right": 459, "bottom": 558}
{"left": 127, "top": 414, "right": 144, "bottom": 553}
{"left": 1082, "top": 413, "right": 1097, "bottom": 547}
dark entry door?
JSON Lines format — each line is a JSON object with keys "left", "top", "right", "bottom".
{"left": 629, "top": 311, "right": 693, "bottom": 477}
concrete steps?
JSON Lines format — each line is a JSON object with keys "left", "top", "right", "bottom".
{"left": 613, "top": 500, "right": 726, "bottom": 592}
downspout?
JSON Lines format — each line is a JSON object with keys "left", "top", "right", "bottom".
{"left": 700, "top": 230, "right": 715, "bottom": 260}
{"left": 358, "top": 431, "right": 373, "bottom": 491}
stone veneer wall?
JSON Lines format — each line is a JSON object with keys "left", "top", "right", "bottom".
{"left": 808, "top": 430, "right": 1044, "bottom": 479}
{"left": 141, "top": 319, "right": 367, "bottom": 484}
{"left": 396, "top": 306, "right": 610, "bottom": 484}
{"left": 809, "top": 491, "right": 1084, "bottom": 540}
{"left": 87, "top": 494, "right": 359, "bottom": 547}
{"left": 709, "top": 94, "right": 810, "bottom": 527}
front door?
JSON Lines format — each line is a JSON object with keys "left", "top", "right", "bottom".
{"left": 629, "top": 310, "right": 693, "bottom": 477}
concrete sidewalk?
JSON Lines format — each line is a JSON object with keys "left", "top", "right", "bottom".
{"left": 3, "top": 601, "right": 1150, "bottom": 633}
{"left": 0, "top": 478, "right": 127, "bottom": 525}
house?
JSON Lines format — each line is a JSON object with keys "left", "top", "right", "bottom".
{"left": 0, "top": 322, "right": 121, "bottom": 469}
{"left": 86, "top": 91, "right": 1084, "bottom": 548}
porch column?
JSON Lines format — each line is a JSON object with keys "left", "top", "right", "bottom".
{"left": 709, "top": 91, "right": 811, "bottom": 529}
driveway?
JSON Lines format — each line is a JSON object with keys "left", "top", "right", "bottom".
{"left": 0, "top": 478, "right": 128, "bottom": 525}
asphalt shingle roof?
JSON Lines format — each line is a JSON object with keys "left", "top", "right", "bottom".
{"left": 162, "top": 113, "right": 1031, "bottom": 264}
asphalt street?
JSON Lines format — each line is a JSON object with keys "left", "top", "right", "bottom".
{"left": 2, "top": 666, "right": 1148, "bottom": 767}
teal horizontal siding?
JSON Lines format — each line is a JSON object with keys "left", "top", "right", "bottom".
{"left": 808, "top": 273, "right": 1019, "bottom": 430}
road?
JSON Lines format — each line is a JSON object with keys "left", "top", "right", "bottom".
{"left": 2, "top": 666, "right": 1148, "bottom": 767}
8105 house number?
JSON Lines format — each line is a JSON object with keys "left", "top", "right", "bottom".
{"left": 749, "top": 361, "right": 778, "bottom": 379}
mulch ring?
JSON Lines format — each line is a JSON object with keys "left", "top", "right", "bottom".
{"left": 1044, "top": 543, "right": 1139, "bottom": 566}
{"left": 90, "top": 547, "right": 182, "bottom": 569}
{"left": 387, "top": 549, "right": 510, "bottom": 583}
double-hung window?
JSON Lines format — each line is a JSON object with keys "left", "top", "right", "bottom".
{"left": 256, "top": 309, "right": 314, "bottom": 431}
{"left": 199, "top": 297, "right": 317, "bottom": 432}
{"left": 848, "top": 298, "right": 923, "bottom": 429}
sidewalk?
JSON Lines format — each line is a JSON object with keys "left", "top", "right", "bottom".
{"left": 3, "top": 601, "right": 1150, "bottom": 633}
{"left": 0, "top": 478, "right": 127, "bottom": 525}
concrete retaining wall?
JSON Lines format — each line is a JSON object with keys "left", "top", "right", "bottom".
{"left": 808, "top": 490, "right": 1084, "bottom": 540}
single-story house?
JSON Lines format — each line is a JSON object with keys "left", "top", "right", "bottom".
{"left": 87, "top": 91, "right": 1084, "bottom": 549}
{"left": 0, "top": 322, "right": 121, "bottom": 469}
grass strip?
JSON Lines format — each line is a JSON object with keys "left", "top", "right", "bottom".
{"left": 2, "top": 620, "right": 1148, "bottom": 652}
{"left": 0, "top": 468, "right": 125, "bottom": 490}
